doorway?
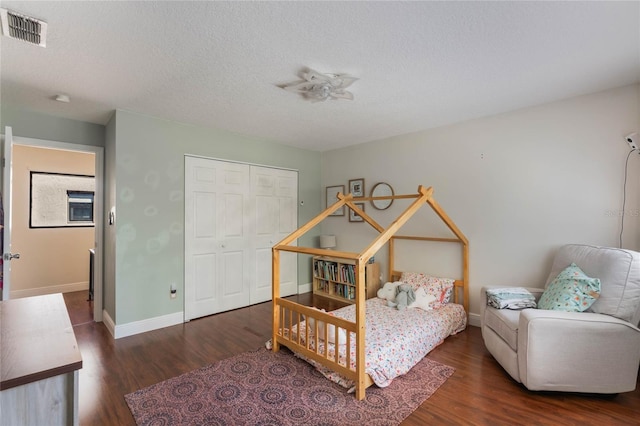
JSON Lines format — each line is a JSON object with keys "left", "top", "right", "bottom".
{"left": 3, "top": 133, "right": 104, "bottom": 321}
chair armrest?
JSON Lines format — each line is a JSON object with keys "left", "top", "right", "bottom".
{"left": 520, "top": 309, "right": 640, "bottom": 331}
{"left": 518, "top": 310, "right": 640, "bottom": 392}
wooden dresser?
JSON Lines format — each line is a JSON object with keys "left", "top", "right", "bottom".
{"left": 1, "top": 293, "right": 83, "bottom": 425}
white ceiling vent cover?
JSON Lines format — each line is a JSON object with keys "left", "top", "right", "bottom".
{"left": 0, "top": 8, "right": 47, "bottom": 47}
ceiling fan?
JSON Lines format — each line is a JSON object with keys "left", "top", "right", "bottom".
{"left": 283, "top": 69, "right": 358, "bottom": 102}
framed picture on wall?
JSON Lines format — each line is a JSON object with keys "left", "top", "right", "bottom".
{"left": 348, "top": 178, "right": 365, "bottom": 197}
{"left": 349, "top": 202, "right": 365, "bottom": 222}
{"left": 30, "top": 171, "right": 96, "bottom": 228}
{"left": 326, "top": 185, "right": 345, "bottom": 216}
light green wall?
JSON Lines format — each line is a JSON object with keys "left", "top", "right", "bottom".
{"left": 1, "top": 106, "right": 321, "bottom": 326}
{"left": 1, "top": 106, "right": 105, "bottom": 147}
{"left": 112, "top": 110, "right": 321, "bottom": 324}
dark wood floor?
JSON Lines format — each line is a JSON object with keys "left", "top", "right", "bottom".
{"left": 62, "top": 291, "right": 640, "bottom": 425}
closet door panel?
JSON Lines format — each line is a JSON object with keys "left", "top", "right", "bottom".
{"left": 220, "top": 250, "right": 246, "bottom": 310}
{"left": 194, "top": 253, "right": 216, "bottom": 302}
{"left": 216, "top": 162, "right": 251, "bottom": 312}
{"left": 251, "top": 166, "right": 298, "bottom": 303}
{"left": 185, "top": 157, "right": 222, "bottom": 320}
{"left": 279, "top": 197, "right": 295, "bottom": 233}
{"left": 254, "top": 248, "right": 272, "bottom": 299}
{"left": 186, "top": 157, "right": 251, "bottom": 320}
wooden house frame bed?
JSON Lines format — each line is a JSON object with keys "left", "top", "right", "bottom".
{"left": 271, "top": 185, "right": 469, "bottom": 400}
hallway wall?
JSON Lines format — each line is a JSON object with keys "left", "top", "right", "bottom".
{"left": 10, "top": 145, "right": 95, "bottom": 298}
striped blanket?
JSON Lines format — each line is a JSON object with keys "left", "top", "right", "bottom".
{"left": 486, "top": 287, "right": 536, "bottom": 310}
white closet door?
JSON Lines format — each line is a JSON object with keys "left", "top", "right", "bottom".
{"left": 185, "top": 157, "right": 251, "bottom": 320}
{"left": 251, "top": 166, "right": 298, "bottom": 303}
{"left": 185, "top": 156, "right": 298, "bottom": 321}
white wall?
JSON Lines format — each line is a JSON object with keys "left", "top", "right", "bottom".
{"left": 321, "top": 84, "right": 640, "bottom": 320}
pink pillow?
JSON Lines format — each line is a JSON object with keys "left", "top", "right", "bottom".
{"left": 400, "top": 272, "right": 455, "bottom": 306}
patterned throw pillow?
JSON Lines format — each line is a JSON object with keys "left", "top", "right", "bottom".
{"left": 538, "top": 263, "right": 601, "bottom": 312}
{"left": 400, "top": 272, "right": 455, "bottom": 306}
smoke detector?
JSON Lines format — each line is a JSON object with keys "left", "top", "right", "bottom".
{"left": 0, "top": 8, "right": 47, "bottom": 47}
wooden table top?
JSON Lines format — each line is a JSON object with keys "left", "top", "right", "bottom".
{"left": 1, "top": 293, "right": 82, "bottom": 391}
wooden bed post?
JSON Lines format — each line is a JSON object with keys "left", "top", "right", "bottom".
{"left": 355, "top": 259, "right": 367, "bottom": 400}
{"left": 388, "top": 237, "right": 395, "bottom": 282}
{"left": 462, "top": 242, "right": 469, "bottom": 314}
{"left": 272, "top": 248, "right": 280, "bottom": 352}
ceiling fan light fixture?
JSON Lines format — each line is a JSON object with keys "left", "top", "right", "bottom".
{"left": 283, "top": 68, "right": 358, "bottom": 102}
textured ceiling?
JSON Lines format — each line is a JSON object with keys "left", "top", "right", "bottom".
{"left": 1, "top": 1, "right": 639, "bottom": 152}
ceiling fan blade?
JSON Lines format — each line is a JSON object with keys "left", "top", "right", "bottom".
{"left": 330, "top": 91, "right": 354, "bottom": 100}
{"left": 283, "top": 81, "right": 317, "bottom": 93}
{"left": 304, "top": 69, "right": 331, "bottom": 83}
{"left": 334, "top": 76, "right": 358, "bottom": 89}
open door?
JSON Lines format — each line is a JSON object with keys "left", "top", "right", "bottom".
{"left": 2, "top": 126, "right": 18, "bottom": 300}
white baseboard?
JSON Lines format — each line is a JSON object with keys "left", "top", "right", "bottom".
{"left": 102, "top": 309, "right": 116, "bottom": 338}
{"left": 468, "top": 312, "right": 481, "bottom": 327}
{"left": 298, "top": 282, "right": 312, "bottom": 294}
{"left": 108, "top": 311, "right": 185, "bottom": 339}
{"left": 10, "top": 281, "right": 89, "bottom": 299}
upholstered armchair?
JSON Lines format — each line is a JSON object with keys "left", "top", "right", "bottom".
{"left": 481, "top": 244, "right": 640, "bottom": 393}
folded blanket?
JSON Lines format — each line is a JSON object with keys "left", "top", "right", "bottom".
{"left": 486, "top": 287, "right": 537, "bottom": 310}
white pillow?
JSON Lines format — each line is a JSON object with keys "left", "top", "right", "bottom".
{"left": 306, "top": 308, "right": 348, "bottom": 345}
{"left": 408, "top": 287, "right": 437, "bottom": 311}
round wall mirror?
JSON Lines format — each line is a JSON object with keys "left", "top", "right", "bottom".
{"left": 370, "top": 182, "right": 394, "bottom": 210}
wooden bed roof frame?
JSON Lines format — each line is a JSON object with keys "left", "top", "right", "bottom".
{"left": 271, "top": 185, "right": 469, "bottom": 399}
{"left": 273, "top": 185, "right": 469, "bottom": 310}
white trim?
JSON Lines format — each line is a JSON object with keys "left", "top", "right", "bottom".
{"left": 102, "top": 309, "right": 116, "bottom": 338}
{"left": 10, "top": 136, "right": 104, "bottom": 322}
{"left": 112, "top": 311, "right": 184, "bottom": 339}
{"left": 10, "top": 282, "right": 89, "bottom": 299}
{"left": 298, "top": 282, "right": 312, "bottom": 294}
{"left": 468, "top": 312, "right": 481, "bottom": 327}
{"left": 184, "top": 153, "right": 298, "bottom": 173}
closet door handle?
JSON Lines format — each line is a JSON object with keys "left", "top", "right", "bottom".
{"left": 3, "top": 252, "right": 20, "bottom": 261}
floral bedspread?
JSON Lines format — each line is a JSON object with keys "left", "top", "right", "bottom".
{"left": 289, "top": 298, "right": 467, "bottom": 390}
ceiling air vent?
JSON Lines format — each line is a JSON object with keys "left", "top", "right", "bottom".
{"left": 0, "top": 8, "right": 47, "bottom": 47}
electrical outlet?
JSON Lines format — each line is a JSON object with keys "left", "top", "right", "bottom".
{"left": 170, "top": 283, "right": 177, "bottom": 299}
{"left": 625, "top": 132, "right": 638, "bottom": 151}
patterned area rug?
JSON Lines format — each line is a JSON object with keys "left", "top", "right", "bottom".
{"left": 125, "top": 347, "right": 454, "bottom": 425}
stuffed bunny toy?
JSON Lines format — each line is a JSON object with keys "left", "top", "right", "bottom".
{"left": 377, "top": 281, "right": 401, "bottom": 302}
{"left": 392, "top": 283, "right": 416, "bottom": 310}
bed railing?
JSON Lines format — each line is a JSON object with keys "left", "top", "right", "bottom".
{"left": 274, "top": 298, "right": 366, "bottom": 384}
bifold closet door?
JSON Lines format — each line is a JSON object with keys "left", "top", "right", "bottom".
{"left": 251, "top": 165, "right": 298, "bottom": 303}
{"left": 185, "top": 156, "right": 298, "bottom": 321}
{"left": 185, "top": 157, "right": 251, "bottom": 320}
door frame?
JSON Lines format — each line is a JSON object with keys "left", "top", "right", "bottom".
{"left": 8, "top": 135, "right": 104, "bottom": 321}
